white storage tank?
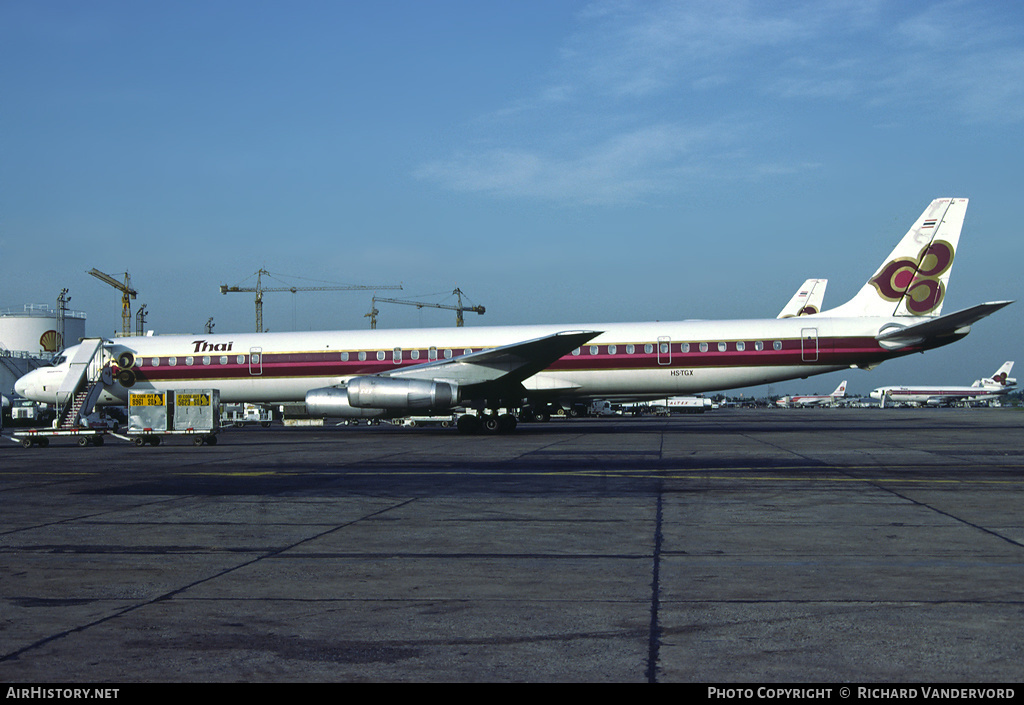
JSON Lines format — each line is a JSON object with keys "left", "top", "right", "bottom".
{"left": 0, "top": 304, "right": 87, "bottom": 355}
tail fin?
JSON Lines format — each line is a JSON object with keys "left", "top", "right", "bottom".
{"left": 832, "top": 380, "right": 847, "bottom": 397}
{"left": 825, "top": 198, "right": 968, "bottom": 318}
{"left": 778, "top": 279, "right": 827, "bottom": 318}
{"left": 988, "top": 361, "right": 1015, "bottom": 387}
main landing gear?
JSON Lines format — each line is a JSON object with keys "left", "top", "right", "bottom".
{"left": 455, "top": 412, "right": 518, "bottom": 435}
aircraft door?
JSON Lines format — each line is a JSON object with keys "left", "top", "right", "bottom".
{"left": 800, "top": 328, "right": 818, "bottom": 362}
{"left": 249, "top": 347, "right": 263, "bottom": 376}
{"left": 658, "top": 336, "right": 672, "bottom": 365}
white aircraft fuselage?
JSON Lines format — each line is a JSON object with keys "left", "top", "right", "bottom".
{"left": 869, "top": 385, "right": 1010, "bottom": 405}
{"left": 869, "top": 361, "right": 1015, "bottom": 406}
{"left": 12, "top": 316, "right": 961, "bottom": 405}
{"left": 13, "top": 198, "right": 1014, "bottom": 432}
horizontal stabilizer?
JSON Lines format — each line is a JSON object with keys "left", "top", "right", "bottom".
{"left": 875, "top": 300, "right": 1013, "bottom": 349}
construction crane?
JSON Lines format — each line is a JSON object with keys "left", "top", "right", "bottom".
{"left": 368, "top": 288, "right": 485, "bottom": 328}
{"left": 220, "top": 269, "right": 402, "bottom": 332}
{"left": 87, "top": 269, "right": 137, "bottom": 337}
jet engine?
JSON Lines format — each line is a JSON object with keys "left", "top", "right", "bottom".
{"left": 304, "top": 377, "right": 460, "bottom": 419}
{"left": 113, "top": 350, "right": 137, "bottom": 388}
{"left": 347, "top": 376, "right": 459, "bottom": 410}
{"left": 304, "top": 387, "right": 385, "bottom": 419}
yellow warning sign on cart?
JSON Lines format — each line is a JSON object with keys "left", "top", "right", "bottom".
{"left": 130, "top": 393, "right": 165, "bottom": 407}
{"left": 176, "top": 393, "right": 211, "bottom": 406}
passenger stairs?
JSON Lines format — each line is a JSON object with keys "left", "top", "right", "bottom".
{"left": 54, "top": 339, "right": 107, "bottom": 429}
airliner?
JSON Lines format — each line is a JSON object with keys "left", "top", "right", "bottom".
{"left": 14, "top": 197, "right": 1012, "bottom": 434}
{"left": 870, "top": 361, "right": 1016, "bottom": 407}
{"left": 777, "top": 279, "right": 827, "bottom": 318}
{"left": 776, "top": 380, "right": 847, "bottom": 407}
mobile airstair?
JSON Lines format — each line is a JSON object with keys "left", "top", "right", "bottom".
{"left": 15, "top": 339, "right": 114, "bottom": 447}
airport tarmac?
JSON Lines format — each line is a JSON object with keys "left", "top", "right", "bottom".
{"left": 2, "top": 408, "right": 1023, "bottom": 683}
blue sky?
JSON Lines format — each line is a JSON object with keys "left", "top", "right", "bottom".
{"left": 2, "top": 0, "right": 1021, "bottom": 396}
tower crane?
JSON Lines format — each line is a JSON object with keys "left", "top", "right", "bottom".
{"left": 87, "top": 269, "right": 137, "bottom": 337}
{"left": 220, "top": 269, "right": 402, "bottom": 332}
{"left": 368, "top": 288, "right": 485, "bottom": 328}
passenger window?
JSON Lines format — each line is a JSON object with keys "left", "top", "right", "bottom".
{"left": 718, "top": 342, "right": 727, "bottom": 352}
{"left": 699, "top": 342, "right": 708, "bottom": 352}
{"left": 773, "top": 341, "right": 783, "bottom": 350}
{"left": 736, "top": 341, "right": 746, "bottom": 352}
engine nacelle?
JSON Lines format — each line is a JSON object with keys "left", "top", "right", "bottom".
{"left": 305, "top": 387, "right": 385, "bottom": 419}
{"left": 347, "top": 376, "right": 459, "bottom": 410}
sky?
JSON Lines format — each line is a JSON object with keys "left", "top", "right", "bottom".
{"left": 2, "top": 0, "right": 1022, "bottom": 396}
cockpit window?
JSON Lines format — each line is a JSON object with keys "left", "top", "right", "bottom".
{"left": 49, "top": 354, "right": 67, "bottom": 366}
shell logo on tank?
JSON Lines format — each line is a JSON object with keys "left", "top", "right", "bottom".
{"left": 869, "top": 240, "right": 954, "bottom": 315}
{"left": 39, "top": 330, "right": 61, "bottom": 352}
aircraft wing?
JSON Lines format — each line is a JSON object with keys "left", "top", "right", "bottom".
{"left": 876, "top": 301, "right": 1013, "bottom": 349}
{"left": 380, "top": 330, "right": 601, "bottom": 389}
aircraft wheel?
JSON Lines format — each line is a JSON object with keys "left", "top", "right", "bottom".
{"left": 457, "top": 414, "right": 481, "bottom": 435}
{"left": 482, "top": 414, "right": 501, "bottom": 433}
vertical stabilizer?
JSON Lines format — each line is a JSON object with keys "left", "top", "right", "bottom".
{"left": 825, "top": 198, "right": 968, "bottom": 318}
{"left": 832, "top": 380, "right": 847, "bottom": 398}
{"left": 778, "top": 279, "right": 827, "bottom": 318}
{"left": 986, "top": 361, "right": 1015, "bottom": 387}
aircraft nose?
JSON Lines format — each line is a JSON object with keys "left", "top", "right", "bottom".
{"left": 14, "top": 370, "right": 35, "bottom": 399}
